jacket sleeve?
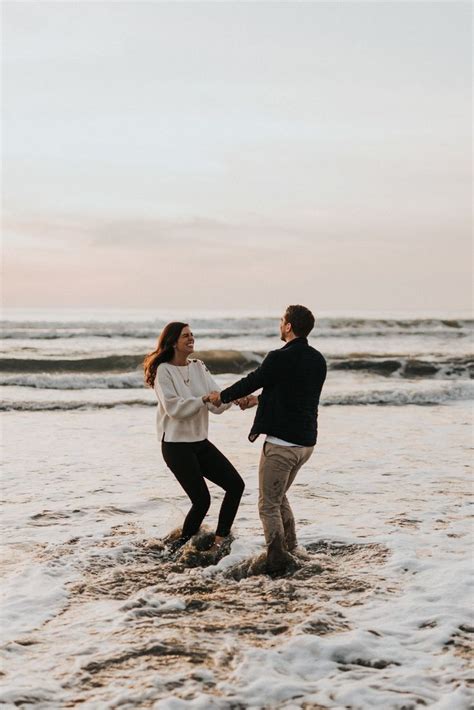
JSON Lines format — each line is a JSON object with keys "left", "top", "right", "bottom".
{"left": 219, "top": 351, "right": 279, "bottom": 403}
{"left": 155, "top": 366, "right": 206, "bottom": 420}
{"left": 199, "top": 361, "right": 232, "bottom": 415}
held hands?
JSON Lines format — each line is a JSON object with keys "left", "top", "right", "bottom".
{"left": 203, "top": 391, "right": 222, "bottom": 407}
{"left": 203, "top": 392, "right": 259, "bottom": 410}
{"left": 234, "top": 395, "right": 259, "bottom": 410}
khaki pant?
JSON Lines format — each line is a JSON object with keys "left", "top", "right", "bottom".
{"left": 258, "top": 441, "right": 314, "bottom": 571}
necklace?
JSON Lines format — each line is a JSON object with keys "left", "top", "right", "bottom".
{"left": 177, "top": 363, "right": 190, "bottom": 385}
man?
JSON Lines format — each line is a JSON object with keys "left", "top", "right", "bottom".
{"left": 208, "top": 304, "right": 327, "bottom": 574}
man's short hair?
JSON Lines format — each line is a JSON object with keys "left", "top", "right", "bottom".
{"left": 284, "top": 305, "right": 315, "bottom": 338}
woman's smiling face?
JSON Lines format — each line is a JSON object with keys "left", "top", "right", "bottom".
{"left": 175, "top": 325, "right": 195, "bottom": 356}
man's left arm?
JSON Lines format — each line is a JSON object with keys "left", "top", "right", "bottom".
{"left": 216, "top": 351, "right": 279, "bottom": 405}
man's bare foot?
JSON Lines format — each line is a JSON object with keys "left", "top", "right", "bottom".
{"left": 266, "top": 550, "right": 300, "bottom": 576}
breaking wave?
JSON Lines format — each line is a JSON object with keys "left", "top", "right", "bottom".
{"left": 2, "top": 383, "right": 471, "bottom": 411}
{"left": 0, "top": 351, "right": 264, "bottom": 376}
{"left": 0, "top": 353, "right": 471, "bottom": 381}
{"left": 322, "top": 383, "right": 473, "bottom": 406}
{"left": 0, "top": 399, "right": 154, "bottom": 412}
{"left": 0, "top": 372, "right": 144, "bottom": 389}
{"left": 331, "top": 355, "right": 473, "bottom": 379}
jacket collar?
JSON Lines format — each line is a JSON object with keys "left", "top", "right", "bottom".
{"left": 281, "top": 336, "right": 308, "bottom": 350}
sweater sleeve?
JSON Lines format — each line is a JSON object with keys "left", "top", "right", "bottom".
{"left": 155, "top": 366, "right": 205, "bottom": 420}
{"left": 198, "top": 361, "right": 232, "bottom": 415}
{"left": 219, "top": 351, "right": 279, "bottom": 403}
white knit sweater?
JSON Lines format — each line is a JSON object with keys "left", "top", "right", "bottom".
{"left": 154, "top": 359, "right": 231, "bottom": 442}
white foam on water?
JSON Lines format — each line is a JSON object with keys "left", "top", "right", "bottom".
{"left": 1, "top": 398, "right": 471, "bottom": 708}
{"left": 0, "top": 372, "right": 144, "bottom": 389}
{"left": 0, "top": 563, "right": 72, "bottom": 643}
{"left": 209, "top": 522, "right": 473, "bottom": 708}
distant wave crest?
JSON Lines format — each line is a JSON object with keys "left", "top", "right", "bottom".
{"left": 1, "top": 317, "right": 472, "bottom": 341}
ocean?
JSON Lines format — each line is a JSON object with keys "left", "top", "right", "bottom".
{"left": 1, "top": 309, "right": 472, "bottom": 709}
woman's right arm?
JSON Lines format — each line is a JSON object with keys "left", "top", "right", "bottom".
{"left": 155, "top": 367, "right": 206, "bottom": 420}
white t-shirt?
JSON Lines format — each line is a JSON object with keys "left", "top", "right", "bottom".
{"left": 266, "top": 435, "right": 303, "bottom": 448}
{"left": 154, "top": 359, "right": 231, "bottom": 442}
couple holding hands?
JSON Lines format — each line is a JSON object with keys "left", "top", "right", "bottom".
{"left": 144, "top": 305, "right": 327, "bottom": 575}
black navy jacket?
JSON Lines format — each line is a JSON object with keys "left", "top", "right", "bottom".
{"left": 220, "top": 337, "right": 327, "bottom": 447}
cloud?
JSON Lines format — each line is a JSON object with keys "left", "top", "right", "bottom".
{"left": 3, "top": 211, "right": 333, "bottom": 252}
{"left": 2, "top": 213, "right": 229, "bottom": 249}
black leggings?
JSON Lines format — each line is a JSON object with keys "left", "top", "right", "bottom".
{"left": 161, "top": 439, "right": 245, "bottom": 539}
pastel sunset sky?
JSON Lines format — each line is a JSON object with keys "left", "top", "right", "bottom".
{"left": 2, "top": 1, "right": 472, "bottom": 312}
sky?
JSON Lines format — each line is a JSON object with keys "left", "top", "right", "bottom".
{"left": 2, "top": 1, "right": 472, "bottom": 313}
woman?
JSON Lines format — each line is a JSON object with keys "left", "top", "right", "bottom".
{"left": 144, "top": 322, "right": 244, "bottom": 554}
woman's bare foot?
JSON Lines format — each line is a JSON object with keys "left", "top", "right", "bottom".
{"left": 207, "top": 535, "right": 226, "bottom": 554}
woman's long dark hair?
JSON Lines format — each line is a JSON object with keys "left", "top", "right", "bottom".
{"left": 144, "top": 321, "right": 188, "bottom": 388}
